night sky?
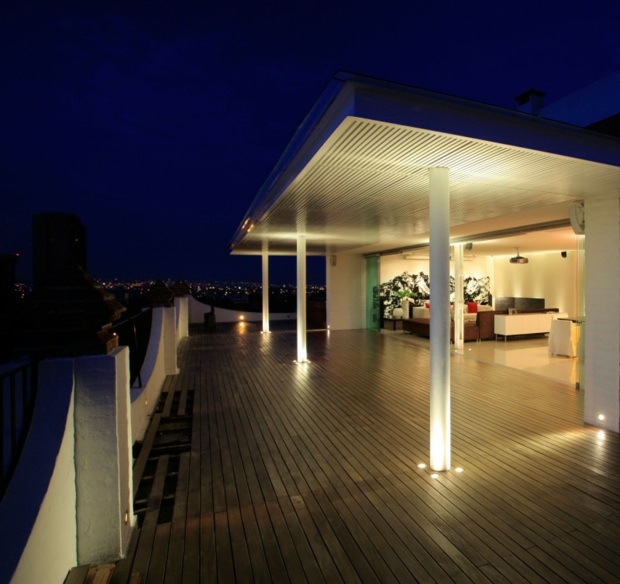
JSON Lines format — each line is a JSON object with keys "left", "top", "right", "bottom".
{"left": 2, "top": 1, "right": 620, "bottom": 285}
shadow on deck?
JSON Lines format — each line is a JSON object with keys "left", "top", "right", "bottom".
{"left": 68, "top": 321, "right": 620, "bottom": 583}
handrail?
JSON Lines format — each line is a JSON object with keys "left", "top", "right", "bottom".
{"left": 0, "top": 358, "right": 38, "bottom": 501}
{"left": 110, "top": 308, "right": 153, "bottom": 387}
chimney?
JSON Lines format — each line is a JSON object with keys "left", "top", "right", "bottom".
{"left": 515, "top": 88, "right": 545, "bottom": 115}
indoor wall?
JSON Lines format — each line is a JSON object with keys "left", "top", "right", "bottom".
{"left": 492, "top": 250, "right": 581, "bottom": 315}
{"left": 379, "top": 253, "right": 494, "bottom": 301}
{"left": 326, "top": 252, "right": 366, "bottom": 330}
{"left": 379, "top": 249, "right": 580, "bottom": 315}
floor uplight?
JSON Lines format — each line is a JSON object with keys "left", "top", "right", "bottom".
{"left": 417, "top": 463, "right": 426, "bottom": 469}
{"left": 598, "top": 414, "right": 605, "bottom": 422}
{"left": 455, "top": 467, "right": 464, "bottom": 474}
{"left": 431, "top": 473, "right": 439, "bottom": 479}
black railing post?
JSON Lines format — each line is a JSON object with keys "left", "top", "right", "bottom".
{"left": 1, "top": 359, "right": 38, "bottom": 501}
{"left": 110, "top": 308, "right": 152, "bottom": 387}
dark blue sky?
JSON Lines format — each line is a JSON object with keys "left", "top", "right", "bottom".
{"left": 2, "top": 1, "right": 620, "bottom": 284}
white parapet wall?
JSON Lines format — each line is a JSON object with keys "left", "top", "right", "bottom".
{"left": 0, "top": 359, "right": 77, "bottom": 584}
{"left": 174, "top": 295, "right": 189, "bottom": 343}
{"left": 73, "top": 348, "right": 135, "bottom": 565}
{"left": 1, "top": 299, "right": 189, "bottom": 583}
{"left": 130, "top": 305, "right": 180, "bottom": 442}
{"left": 187, "top": 294, "right": 295, "bottom": 324}
{"left": 1, "top": 349, "right": 136, "bottom": 583}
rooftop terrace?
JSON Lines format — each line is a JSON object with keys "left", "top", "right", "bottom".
{"left": 69, "top": 321, "right": 620, "bottom": 583}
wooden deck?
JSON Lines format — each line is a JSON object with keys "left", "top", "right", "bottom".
{"left": 71, "top": 321, "right": 620, "bottom": 583}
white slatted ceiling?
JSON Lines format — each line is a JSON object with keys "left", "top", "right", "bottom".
{"left": 237, "top": 117, "right": 620, "bottom": 254}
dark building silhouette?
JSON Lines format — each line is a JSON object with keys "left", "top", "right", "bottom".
{"left": 32, "top": 212, "right": 87, "bottom": 289}
{"left": 0, "top": 254, "right": 20, "bottom": 361}
{"left": 18, "top": 212, "right": 126, "bottom": 358}
{"left": 0, "top": 253, "right": 19, "bottom": 303}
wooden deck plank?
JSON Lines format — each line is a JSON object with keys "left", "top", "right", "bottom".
{"left": 163, "top": 452, "right": 190, "bottom": 584}
{"left": 160, "top": 385, "right": 176, "bottom": 418}
{"left": 133, "top": 413, "right": 162, "bottom": 499}
{"left": 131, "top": 455, "right": 170, "bottom": 580}
{"left": 181, "top": 369, "right": 201, "bottom": 584}
{"left": 122, "top": 322, "right": 620, "bottom": 583}
{"left": 64, "top": 565, "right": 90, "bottom": 584}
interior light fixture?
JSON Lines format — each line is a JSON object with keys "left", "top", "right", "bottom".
{"left": 509, "top": 248, "right": 529, "bottom": 264}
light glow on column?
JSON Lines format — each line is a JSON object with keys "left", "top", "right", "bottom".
{"left": 296, "top": 235, "right": 308, "bottom": 363}
{"left": 429, "top": 167, "right": 451, "bottom": 472}
{"left": 262, "top": 251, "right": 270, "bottom": 333}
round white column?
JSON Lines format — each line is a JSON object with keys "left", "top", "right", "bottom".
{"left": 262, "top": 252, "right": 270, "bottom": 333}
{"left": 429, "top": 167, "right": 451, "bottom": 471}
{"left": 296, "top": 235, "right": 308, "bottom": 362}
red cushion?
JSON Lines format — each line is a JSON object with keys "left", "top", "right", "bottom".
{"left": 467, "top": 302, "right": 478, "bottom": 313}
{"left": 425, "top": 302, "right": 430, "bottom": 308}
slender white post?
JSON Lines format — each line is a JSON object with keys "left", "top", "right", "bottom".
{"left": 74, "top": 348, "right": 134, "bottom": 563}
{"left": 429, "top": 167, "right": 451, "bottom": 471}
{"left": 453, "top": 243, "right": 464, "bottom": 353}
{"left": 583, "top": 197, "right": 620, "bottom": 431}
{"left": 296, "top": 235, "right": 308, "bottom": 362}
{"left": 262, "top": 252, "right": 270, "bottom": 333}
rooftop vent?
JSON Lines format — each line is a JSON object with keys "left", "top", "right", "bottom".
{"left": 515, "top": 88, "right": 546, "bottom": 115}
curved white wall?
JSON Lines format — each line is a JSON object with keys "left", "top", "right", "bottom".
{"left": 74, "top": 349, "right": 134, "bottom": 565}
{"left": 2, "top": 295, "right": 191, "bottom": 582}
{"left": 130, "top": 306, "right": 180, "bottom": 442}
{"left": 187, "top": 294, "right": 295, "bottom": 324}
{"left": 174, "top": 296, "right": 189, "bottom": 342}
{"left": 1, "top": 360, "right": 77, "bottom": 584}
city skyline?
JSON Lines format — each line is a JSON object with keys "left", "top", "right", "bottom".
{"left": 3, "top": 2, "right": 620, "bottom": 285}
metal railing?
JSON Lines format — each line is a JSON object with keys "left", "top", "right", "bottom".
{"left": 1, "top": 358, "right": 38, "bottom": 500}
{"left": 110, "top": 308, "right": 153, "bottom": 387}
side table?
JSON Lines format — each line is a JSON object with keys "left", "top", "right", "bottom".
{"left": 383, "top": 318, "right": 404, "bottom": 331}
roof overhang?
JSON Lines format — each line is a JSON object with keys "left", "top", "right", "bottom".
{"left": 230, "top": 72, "right": 620, "bottom": 258}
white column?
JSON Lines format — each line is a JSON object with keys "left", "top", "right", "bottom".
{"left": 262, "top": 252, "right": 270, "bottom": 333}
{"left": 74, "top": 348, "right": 134, "bottom": 564}
{"left": 584, "top": 196, "right": 620, "bottom": 432}
{"left": 453, "top": 244, "right": 464, "bottom": 353}
{"left": 429, "top": 167, "right": 451, "bottom": 471}
{"left": 174, "top": 296, "right": 189, "bottom": 342}
{"left": 297, "top": 236, "right": 308, "bottom": 362}
{"left": 163, "top": 306, "right": 179, "bottom": 375}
